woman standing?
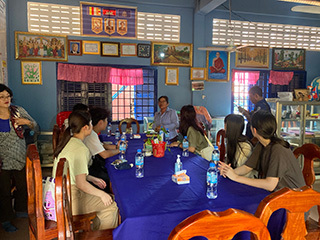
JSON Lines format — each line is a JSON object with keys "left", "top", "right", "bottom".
{"left": 52, "top": 111, "right": 118, "bottom": 230}
{"left": 0, "top": 84, "right": 37, "bottom": 232}
{"left": 224, "top": 114, "right": 256, "bottom": 178}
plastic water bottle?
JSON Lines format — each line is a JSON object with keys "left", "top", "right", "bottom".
{"left": 119, "top": 137, "right": 127, "bottom": 160}
{"left": 129, "top": 127, "right": 133, "bottom": 139}
{"left": 115, "top": 128, "right": 120, "bottom": 140}
{"left": 174, "top": 155, "right": 182, "bottom": 174}
{"left": 121, "top": 132, "right": 127, "bottom": 141}
{"left": 207, "top": 161, "right": 218, "bottom": 199}
{"left": 107, "top": 123, "right": 112, "bottom": 137}
{"left": 182, "top": 136, "right": 189, "bottom": 157}
{"left": 165, "top": 128, "right": 170, "bottom": 144}
{"left": 159, "top": 128, "right": 164, "bottom": 142}
{"left": 212, "top": 146, "right": 220, "bottom": 165}
{"left": 135, "top": 149, "right": 144, "bottom": 178}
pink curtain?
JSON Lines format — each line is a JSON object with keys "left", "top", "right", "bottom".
{"left": 232, "top": 70, "right": 260, "bottom": 84}
{"left": 269, "top": 70, "right": 294, "bottom": 85}
{"left": 109, "top": 68, "right": 143, "bottom": 85}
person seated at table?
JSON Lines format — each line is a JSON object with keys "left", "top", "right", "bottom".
{"left": 170, "top": 105, "right": 210, "bottom": 158}
{"left": 224, "top": 114, "right": 256, "bottom": 178}
{"left": 52, "top": 111, "right": 118, "bottom": 230}
{"left": 84, "top": 107, "right": 120, "bottom": 193}
{"left": 153, "top": 96, "right": 179, "bottom": 141}
{"left": 219, "top": 111, "right": 305, "bottom": 192}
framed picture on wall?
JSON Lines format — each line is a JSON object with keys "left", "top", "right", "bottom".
{"left": 68, "top": 40, "right": 82, "bottom": 56}
{"left": 120, "top": 43, "right": 137, "bottom": 56}
{"left": 83, "top": 40, "right": 100, "bottom": 55}
{"left": 235, "top": 46, "right": 269, "bottom": 68}
{"left": 15, "top": 31, "right": 68, "bottom": 61}
{"left": 165, "top": 67, "right": 179, "bottom": 85}
{"left": 21, "top": 61, "right": 42, "bottom": 85}
{"left": 206, "top": 50, "right": 229, "bottom": 81}
{"left": 190, "top": 68, "right": 206, "bottom": 80}
{"left": 101, "top": 42, "right": 120, "bottom": 57}
{"left": 272, "top": 48, "right": 305, "bottom": 70}
{"left": 191, "top": 81, "right": 205, "bottom": 91}
{"left": 137, "top": 43, "right": 151, "bottom": 58}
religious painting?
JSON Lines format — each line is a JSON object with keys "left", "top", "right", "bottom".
{"left": 151, "top": 42, "right": 193, "bottom": 67}
{"left": 15, "top": 31, "right": 68, "bottom": 61}
{"left": 21, "top": 61, "right": 42, "bottom": 84}
{"left": 206, "top": 50, "right": 229, "bottom": 82}
{"left": 81, "top": 2, "right": 137, "bottom": 39}
{"left": 68, "top": 40, "right": 82, "bottom": 56}
{"left": 272, "top": 48, "right": 305, "bottom": 70}
{"left": 235, "top": 46, "right": 269, "bottom": 68}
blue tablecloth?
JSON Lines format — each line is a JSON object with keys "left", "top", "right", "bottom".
{"left": 100, "top": 134, "right": 283, "bottom": 240}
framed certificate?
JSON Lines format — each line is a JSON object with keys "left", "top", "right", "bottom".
{"left": 83, "top": 40, "right": 100, "bottom": 55}
{"left": 120, "top": 43, "right": 137, "bottom": 56}
{"left": 165, "top": 67, "right": 179, "bottom": 85}
{"left": 101, "top": 42, "right": 120, "bottom": 57}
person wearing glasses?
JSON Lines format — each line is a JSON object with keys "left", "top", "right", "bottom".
{"left": 0, "top": 84, "right": 37, "bottom": 232}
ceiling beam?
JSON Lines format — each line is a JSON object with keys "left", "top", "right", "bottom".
{"left": 196, "top": 0, "right": 227, "bottom": 14}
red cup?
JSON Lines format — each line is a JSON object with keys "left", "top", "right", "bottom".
{"left": 151, "top": 140, "right": 166, "bottom": 158}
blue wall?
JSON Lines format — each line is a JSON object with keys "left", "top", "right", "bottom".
{"left": 6, "top": 0, "right": 320, "bottom": 131}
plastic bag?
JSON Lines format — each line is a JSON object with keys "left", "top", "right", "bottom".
{"left": 42, "top": 177, "right": 56, "bottom": 221}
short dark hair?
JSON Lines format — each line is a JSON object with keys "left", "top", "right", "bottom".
{"left": 89, "top": 107, "right": 110, "bottom": 126}
{"left": 158, "top": 96, "right": 168, "bottom": 103}
{"left": 72, "top": 103, "right": 89, "bottom": 112}
{"left": 0, "top": 84, "right": 13, "bottom": 97}
{"left": 249, "top": 86, "right": 262, "bottom": 97}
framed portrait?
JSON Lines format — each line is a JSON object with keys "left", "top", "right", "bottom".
{"left": 137, "top": 43, "right": 151, "bottom": 58}
{"left": 206, "top": 50, "right": 229, "bottom": 81}
{"left": 272, "top": 48, "right": 305, "bottom": 70}
{"left": 151, "top": 42, "right": 193, "bottom": 67}
{"left": 120, "top": 43, "right": 137, "bottom": 57}
{"left": 235, "top": 47, "right": 269, "bottom": 68}
{"left": 68, "top": 40, "right": 82, "bottom": 56}
{"left": 83, "top": 40, "right": 100, "bottom": 55}
{"left": 21, "top": 61, "right": 42, "bottom": 85}
{"left": 101, "top": 42, "right": 120, "bottom": 57}
{"left": 15, "top": 31, "right": 68, "bottom": 61}
{"left": 190, "top": 68, "right": 207, "bottom": 80}
{"left": 165, "top": 67, "right": 179, "bottom": 85}
{"left": 191, "top": 81, "right": 205, "bottom": 91}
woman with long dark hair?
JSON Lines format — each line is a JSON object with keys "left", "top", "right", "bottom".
{"left": 219, "top": 110, "right": 305, "bottom": 192}
{"left": 52, "top": 111, "right": 118, "bottom": 230}
{"left": 170, "top": 105, "right": 209, "bottom": 155}
{"left": 224, "top": 114, "right": 256, "bottom": 178}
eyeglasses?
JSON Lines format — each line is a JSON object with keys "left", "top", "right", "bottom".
{"left": 0, "top": 95, "right": 11, "bottom": 100}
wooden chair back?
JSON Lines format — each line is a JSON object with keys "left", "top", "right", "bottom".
{"left": 255, "top": 186, "right": 320, "bottom": 239}
{"left": 216, "top": 129, "right": 226, "bottom": 162}
{"left": 168, "top": 208, "right": 271, "bottom": 240}
{"left": 118, "top": 118, "right": 140, "bottom": 134}
{"left": 26, "top": 144, "right": 57, "bottom": 240}
{"left": 56, "top": 111, "right": 71, "bottom": 128}
{"left": 55, "top": 158, "right": 113, "bottom": 240}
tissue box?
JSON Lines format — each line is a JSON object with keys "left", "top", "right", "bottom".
{"left": 172, "top": 171, "right": 190, "bottom": 185}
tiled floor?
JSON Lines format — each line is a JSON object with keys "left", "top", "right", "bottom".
{"left": 1, "top": 180, "right": 320, "bottom": 239}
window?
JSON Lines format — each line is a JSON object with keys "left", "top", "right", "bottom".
{"left": 213, "top": 18, "right": 320, "bottom": 51}
{"left": 57, "top": 68, "right": 157, "bottom": 122}
{"left": 28, "top": 2, "right": 181, "bottom": 42}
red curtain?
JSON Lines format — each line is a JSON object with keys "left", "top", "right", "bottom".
{"left": 232, "top": 70, "right": 260, "bottom": 84}
{"left": 109, "top": 68, "right": 143, "bottom": 85}
{"left": 269, "top": 70, "right": 294, "bottom": 85}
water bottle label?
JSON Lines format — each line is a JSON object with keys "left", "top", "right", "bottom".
{"left": 135, "top": 156, "right": 143, "bottom": 166}
{"left": 119, "top": 144, "right": 126, "bottom": 152}
{"left": 182, "top": 142, "right": 188, "bottom": 148}
{"left": 207, "top": 172, "right": 217, "bottom": 184}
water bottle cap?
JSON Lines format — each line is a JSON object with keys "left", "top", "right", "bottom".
{"left": 209, "top": 161, "right": 215, "bottom": 168}
{"left": 137, "top": 149, "right": 142, "bottom": 153}
{"left": 184, "top": 136, "right": 187, "bottom": 139}
{"left": 214, "top": 145, "right": 218, "bottom": 150}
{"left": 121, "top": 137, "right": 125, "bottom": 140}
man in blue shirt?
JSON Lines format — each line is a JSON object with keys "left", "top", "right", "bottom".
{"left": 238, "top": 86, "right": 271, "bottom": 141}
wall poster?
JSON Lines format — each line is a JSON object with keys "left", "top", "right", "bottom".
{"left": 0, "top": 0, "right": 7, "bottom": 84}
{"left": 80, "top": 2, "right": 137, "bottom": 39}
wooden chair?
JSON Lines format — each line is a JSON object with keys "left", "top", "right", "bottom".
{"left": 255, "top": 186, "right": 320, "bottom": 239}
{"left": 216, "top": 129, "right": 226, "bottom": 162}
{"left": 55, "top": 158, "right": 113, "bottom": 240}
{"left": 118, "top": 118, "right": 140, "bottom": 134}
{"left": 168, "top": 208, "right": 271, "bottom": 240}
{"left": 26, "top": 144, "right": 96, "bottom": 240}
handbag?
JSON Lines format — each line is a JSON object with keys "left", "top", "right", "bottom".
{"left": 198, "top": 135, "right": 214, "bottom": 161}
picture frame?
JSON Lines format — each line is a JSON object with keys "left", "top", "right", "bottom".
{"left": 101, "top": 42, "right": 120, "bottom": 57}
{"left": 137, "top": 43, "right": 151, "bottom": 58}
{"left": 272, "top": 48, "right": 306, "bottom": 70}
{"left": 83, "top": 40, "right": 100, "bottom": 55}
{"left": 165, "top": 67, "right": 179, "bottom": 85}
{"left": 191, "top": 81, "right": 205, "bottom": 91}
{"left": 235, "top": 46, "right": 269, "bottom": 68}
{"left": 190, "top": 67, "right": 207, "bottom": 80}
{"left": 15, "top": 31, "right": 68, "bottom": 61}
{"left": 21, "top": 61, "right": 42, "bottom": 85}
{"left": 68, "top": 40, "right": 82, "bottom": 56}
{"left": 120, "top": 43, "right": 137, "bottom": 57}
{"left": 151, "top": 42, "right": 193, "bottom": 67}
{"left": 206, "top": 50, "right": 229, "bottom": 82}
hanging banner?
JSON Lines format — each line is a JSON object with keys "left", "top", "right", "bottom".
{"left": 80, "top": 2, "right": 137, "bottom": 39}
